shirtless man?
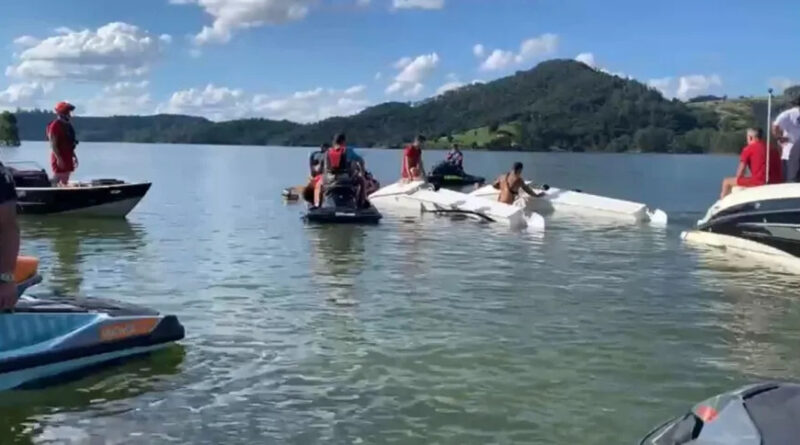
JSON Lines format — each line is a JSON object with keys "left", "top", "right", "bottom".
{"left": 493, "top": 162, "right": 543, "bottom": 204}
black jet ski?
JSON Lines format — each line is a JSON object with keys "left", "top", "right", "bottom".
{"left": 640, "top": 381, "right": 800, "bottom": 444}
{"left": 426, "top": 161, "right": 484, "bottom": 188}
{"left": 304, "top": 178, "right": 382, "bottom": 224}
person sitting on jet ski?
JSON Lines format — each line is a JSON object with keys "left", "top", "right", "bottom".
{"left": 492, "top": 162, "right": 544, "bottom": 204}
{"left": 445, "top": 143, "right": 464, "bottom": 171}
{"left": 314, "top": 133, "right": 366, "bottom": 207}
{"left": 0, "top": 162, "right": 20, "bottom": 310}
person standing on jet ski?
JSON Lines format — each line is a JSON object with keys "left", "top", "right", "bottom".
{"left": 445, "top": 143, "right": 464, "bottom": 171}
{"left": 0, "top": 162, "right": 20, "bottom": 310}
{"left": 314, "top": 133, "right": 366, "bottom": 207}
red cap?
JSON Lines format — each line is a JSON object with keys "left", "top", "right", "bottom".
{"left": 54, "top": 101, "right": 75, "bottom": 114}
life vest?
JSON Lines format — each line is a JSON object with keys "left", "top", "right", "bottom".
{"left": 327, "top": 146, "right": 348, "bottom": 174}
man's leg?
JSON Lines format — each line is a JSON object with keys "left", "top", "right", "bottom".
{"left": 720, "top": 177, "right": 737, "bottom": 199}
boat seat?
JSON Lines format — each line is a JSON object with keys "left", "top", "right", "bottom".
{"left": 13, "top": 256, "right": 38, "bottom": 283}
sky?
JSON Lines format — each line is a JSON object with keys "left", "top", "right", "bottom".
{"left": 0, "top": 0, "right": 797, "bottom": 122}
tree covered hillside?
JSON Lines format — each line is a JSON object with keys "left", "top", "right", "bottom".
{"left": 12, "top": 60, "right": 797, "bottom": 154}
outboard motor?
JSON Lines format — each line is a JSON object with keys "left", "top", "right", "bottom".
{"left": 640, "top": 382, "right": 800, "bottom": 444}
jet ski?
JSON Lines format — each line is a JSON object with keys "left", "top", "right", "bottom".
{"left": 7, "top": 162, "right": 151, "bottom": 218}
{"left": 426, "top": 162, "right": 485, "bottom": 188}
{"left": 1, "top": 257, "right": 185, "bottom": 391}
{"left": 304, "top": 178, "right": 382, "bottom": 224}
{"left": 640, "top": 381, "right": 800, "bottom": 444}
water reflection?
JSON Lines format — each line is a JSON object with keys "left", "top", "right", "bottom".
{"left": 307, "top": 225, "right": 367, "bottom": 303}
{"left": 0, "top": 346, "right": 185, "bottom": 444}
{"left": 19, "top": 219, "right": 145, "bottom": 296}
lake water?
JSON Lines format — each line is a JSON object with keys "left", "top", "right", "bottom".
{"left": 3, "top": 142, "right": 800, "bottom": 444}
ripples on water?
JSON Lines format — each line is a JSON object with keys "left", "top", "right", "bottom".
{"left": 4, "top": 144, "right": 800, "bottom": 444}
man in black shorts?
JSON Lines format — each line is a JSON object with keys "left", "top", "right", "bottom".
{"left": 0, "top": 162, "right": 20, "bottom": 310}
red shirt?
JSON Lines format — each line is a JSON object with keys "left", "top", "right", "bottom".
{"left": 47, "top": 119, "right": 77, "bottom": 173}
{"left": 402, "top": 145, "right": 421, "bottom": 178}
{"left": 737, "top": 140, "right": 782, "bottom": 187}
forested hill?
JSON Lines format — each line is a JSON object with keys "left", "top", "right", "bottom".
{"left": 13, "top": 60, "right": 797, "bottom": 153}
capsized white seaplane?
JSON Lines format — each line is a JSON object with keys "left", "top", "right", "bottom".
{"left": 470, "top": 183, "right": 668, "bottom": 226}
{"left": 368, "top": 180, "right": 545, "bottom": 231}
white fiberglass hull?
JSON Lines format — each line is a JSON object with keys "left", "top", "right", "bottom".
{"left": 470, "top": 183, "right": 667, "bottom": 226}
{"left": 681, "top": 229, "right": 800, "bottom": 273}
{"left": 369, "top": 181, "right": 544, "bottom": 231}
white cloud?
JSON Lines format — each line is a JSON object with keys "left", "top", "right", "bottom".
{"left": 88, "top": 81, "right": 153, "bottom": 116}
{"left": 374, "top": 72, "right": 383, "bottom": 81}
{"left": 647, "top": 75, "right": 723, "bottom": 101}
{"left": 159, "top": 84, "right": 246, "bottom": 120}
{"left": 344, "top": 84, "right": 366, "bottom": 95}
{"left": 158, "top": 84, "right": 371, "bottom": 122}
{"left": 677, "top": 75, "right": 722, "bottom": 100}
{"left": 473, "top": 44, "right": 485, "bottom": 58}
{"left": 392, "top": 0, "right": 445, "bottom": 9}
{"left": 769, "top": 77, "right": 798, "bottom": 93}
{"left": 0, "top": 82, "right": 53, "bottom": 110}
{"left": 479, "top": 33, "right": 558, "bottom": 71}
{"left": 172, "top": 0, "right": 315, "bottom": 45}
{"left": 393, "top": 56, "right": 412, "bottom": 69}
{"left": 6, "top": 22, "right": 170, "bottom": 82}
{"left": 647, "top": 77, "right": 673, "bottom": 98}
{"left": 480, "top": 49, "right": 516, "bottom": 71}
{"left": 436, "top": 81, "right": 463, "bottom": 95}
{"left": 13, "top": 36, "right": 40, "bottom": 48}
{"left": 385, "top": 52, "right": 439, "bottom": 97}
{"left": 575, "top": 52, "right": 596, "bottom": 68}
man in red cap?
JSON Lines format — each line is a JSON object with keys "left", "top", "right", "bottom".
{"left": 46, "top": 101, "right": 78, "bottom": 186}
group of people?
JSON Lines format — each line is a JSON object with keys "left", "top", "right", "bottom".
{"left": 719, "top": 95, "right": 800, "bottom": 199}
{"left": 304, "top": 132, "right": 540, "bottom": 207}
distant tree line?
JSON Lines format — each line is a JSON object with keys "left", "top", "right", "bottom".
{"left": 12, "top": 60, "right": 800, "bottom": 154}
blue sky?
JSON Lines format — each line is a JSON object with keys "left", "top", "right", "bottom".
{"left": 0, "top": 0, "right": 797, "bottom": 122}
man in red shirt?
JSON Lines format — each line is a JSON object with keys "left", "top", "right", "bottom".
{"left": 719, "top": 128, "right": 782, "bottom": 199}
{"left": 46, "top": 101, "right": 78, "bottom": 186}
{"left": 401, "top": 135, "right": 426, "bottom": 181}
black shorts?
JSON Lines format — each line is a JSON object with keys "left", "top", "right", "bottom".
{"left": 0, "top": 164, "right": 16, "bottom": 205}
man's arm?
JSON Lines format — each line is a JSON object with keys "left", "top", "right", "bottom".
{"left": 0, "top": 168, "right": 20, "bottom": 310}
{"left": 735, "top": 161, "right": 747, "bottom": 178}
{"left": 520, "top": 181, "right": 543, "bottom": 198}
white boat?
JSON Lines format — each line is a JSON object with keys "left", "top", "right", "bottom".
{"left": 470, "top": 183, "right": 668, "bottom": 226}
{"left": 369, "top": 181, "right": 544, "bottom": 231}
{"left": 680, "top": 184, "right": 800, "bottom": 271}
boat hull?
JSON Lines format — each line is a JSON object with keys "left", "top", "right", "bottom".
{"left": 0, "top": 296, "right": 184, "bottom": 391}
{"left": 15, "top": 183, "right": 151, "bottom": 218}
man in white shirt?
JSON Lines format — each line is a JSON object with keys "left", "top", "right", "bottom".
{"left": 773, "top": 95, "right": 800, "bottom": 182}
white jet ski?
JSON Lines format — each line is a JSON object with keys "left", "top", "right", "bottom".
{"left": 369, "top": 181, "right": 544, "bottom": 231}
{"left": 470, "top": 182, "right": 667, "bottom": 226}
